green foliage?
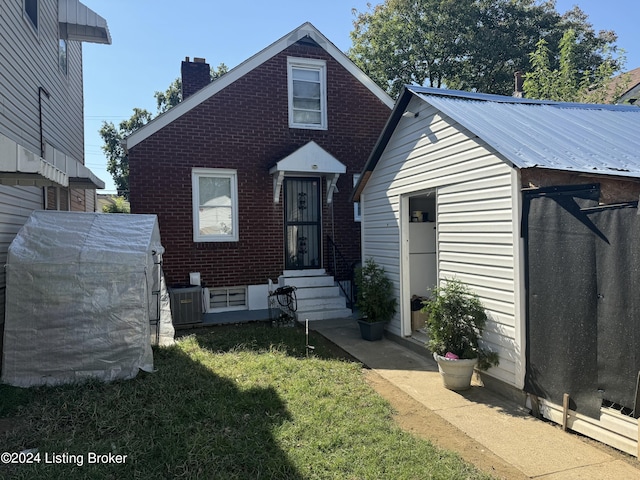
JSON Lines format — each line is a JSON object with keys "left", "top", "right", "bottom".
{"left": 0, "top": 325, "right": 491, "bottom": 479}
{"left": 102, "top": 196, "right": 130, "bottom": 213}
{"left": 99, "top": 108, "right": 151, "bottom": 200}
{"left": 524, "top": 28, "right": 627, "bottom": 103}
{"left": 355, "top": 258, "right": 397, "bottom": 323}
{"left": 422, "top": 279, "right": 499, "bottom": 370}
{"left": 154, "top": 63, "right": 228, "bottom": 114}
{"left": 349, "top": 0, "right": 622, "bottom": 97}
{"left": 100, "top": 63, "right": 228, "bottom": 198}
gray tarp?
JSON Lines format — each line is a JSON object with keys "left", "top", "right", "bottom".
{"left": 1, "top": 211, "right": 174, "bottom": 387}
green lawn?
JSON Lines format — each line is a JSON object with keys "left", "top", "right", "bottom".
{"left": 0, "top": 323, "right": 493, "bottom": 479}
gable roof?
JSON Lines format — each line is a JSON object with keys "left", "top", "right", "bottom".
{"left": 126, "top": 22, "right": 394, "bottom": 150}
{"left": 354, "top": 86, "right": 640, "bottom": 200}
{"left": 614, "top": 67, "right": 640, "bottom": 105}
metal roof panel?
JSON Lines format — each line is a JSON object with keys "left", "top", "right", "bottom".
{"left": 410, "top": 88, "right": 640, "bottom": 178}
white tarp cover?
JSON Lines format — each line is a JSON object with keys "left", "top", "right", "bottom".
{"left": 1, "top": 211, "right": 174, "bottom": 387}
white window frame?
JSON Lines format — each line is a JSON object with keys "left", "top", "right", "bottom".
{"left": 287, "top": 57, "right": 327, "bottom": 130}
{"left": 192, "top": 168, "right": 239, "bottom": 242}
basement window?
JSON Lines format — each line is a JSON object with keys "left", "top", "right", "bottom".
{"left": 208, "top": 286, "right": 247, "bottom": 311}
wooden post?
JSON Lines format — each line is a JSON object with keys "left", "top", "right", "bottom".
{"left": 562, "top": 393, "right": 570, "bottom": 431}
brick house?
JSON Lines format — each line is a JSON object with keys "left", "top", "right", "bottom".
{"left": 126, "top": 23, "right": 393, "bottom": 320}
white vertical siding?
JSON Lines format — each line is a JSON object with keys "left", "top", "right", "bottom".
{"left": 361, "top": 96, "right": 520, "bottom": 387}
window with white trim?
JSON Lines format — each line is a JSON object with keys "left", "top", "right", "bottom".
{"left": 288, "top": 57, "right": 327, "bottom": 130}
{"left": 192, "top": 168, "right": 239, "bottom": 242}
{"left": 24, "top": 0, "right": 38, "bottom": 31}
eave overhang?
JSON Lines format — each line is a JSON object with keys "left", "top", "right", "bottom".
{"left": 58, "top": 0, "right": 111, "bottom": 45}
{"left": 0, "top": 134, "right": 104, "bottom": 189}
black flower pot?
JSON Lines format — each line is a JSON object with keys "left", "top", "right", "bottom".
{"left": 358, "top": 319, "right": 386, "bottom": 341}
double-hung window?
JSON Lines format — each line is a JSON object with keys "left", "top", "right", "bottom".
{"left": 192, "top": 168, "right": 239, "bottom": 242}
{"left": 288, "top": 57, "right": 327, "bottom": 130}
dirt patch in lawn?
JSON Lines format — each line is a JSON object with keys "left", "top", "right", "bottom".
{"left": 363, "top": 370, "right": 528, "bottom": 480}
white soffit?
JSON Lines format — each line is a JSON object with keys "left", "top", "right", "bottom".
{"left": 0, "top": 134, "right": 66, "bottom": 187}
{"left": 58, "top": 0, "right": 111, "bottom": 45}
{"left": 0, "top": 134, "right": 105, "bottom": 189}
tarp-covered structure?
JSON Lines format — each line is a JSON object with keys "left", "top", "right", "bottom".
{"left": 1, "top": 211, "right": 174, "bottom": 387}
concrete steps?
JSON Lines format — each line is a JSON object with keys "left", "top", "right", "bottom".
{"left": 279, "top": 269, "right": 353, "bottom": 321}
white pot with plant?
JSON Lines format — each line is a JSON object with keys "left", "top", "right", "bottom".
{"left": 421, "top": 279, "right": 499, "bottom": 390}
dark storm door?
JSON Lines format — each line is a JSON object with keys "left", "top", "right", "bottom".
{"left": 284, "top": 177, "right": 321, "bottom": 270}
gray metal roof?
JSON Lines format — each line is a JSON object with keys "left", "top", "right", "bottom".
{"left": 410, "top": 86, "right": 640, "bottom": 178}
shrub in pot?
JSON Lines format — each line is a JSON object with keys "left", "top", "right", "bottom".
{"left": 354, "top": 258, "right": 397, "bottom": 341}
{"left": 421, "top": 279, "right": 499, "bottom": 389}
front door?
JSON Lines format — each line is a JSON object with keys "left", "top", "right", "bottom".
{"left": 284, "top": 178, "right": 321, "bottom": 269}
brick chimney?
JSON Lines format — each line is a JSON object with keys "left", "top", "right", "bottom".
{"left": 181, "top": 57, "right": 210, "bottom": 99}
{"left": 513, "top": 71, "right": 524, "bottom": 98}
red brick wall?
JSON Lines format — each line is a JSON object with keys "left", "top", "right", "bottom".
{"left": 129, "top": 40, "right": 390, "bottom": 289}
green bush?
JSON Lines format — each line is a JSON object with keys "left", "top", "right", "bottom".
{"left": 422, "top": 279, "right": 499, "bottom": 370}
{"left": 354, "top": 258, "right": 397, "bottom": 323}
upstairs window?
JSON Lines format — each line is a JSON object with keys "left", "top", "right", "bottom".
{"left": 288, "top": 58, "right": 327, "bottom": 130}
{"left": 24, "top": 0, "right": 38, "bottom": 31}
{"left": 192, "top": 168, "right": 239, "bottom": 242}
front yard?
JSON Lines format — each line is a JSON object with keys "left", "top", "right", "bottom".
{"left": 0, "top": 324, "right": 493, "bottom": 479}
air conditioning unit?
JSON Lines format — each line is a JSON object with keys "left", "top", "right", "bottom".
{"left": 169, "top": 286, "right": 203, "bottom": 325}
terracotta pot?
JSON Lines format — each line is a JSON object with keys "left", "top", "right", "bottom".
{"left": 433, "top": 353, "right": 477, "bottom": 391}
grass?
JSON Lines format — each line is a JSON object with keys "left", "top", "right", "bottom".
{"left": 0, "top": 323, "right": 493, "bottom": 479}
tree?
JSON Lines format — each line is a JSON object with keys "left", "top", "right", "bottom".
{"left": 348, "top": 0, "right": 621, "bottom": 97}
{"left": 349, "top": 0, "right": 474, "bottom": 97}
{"left": 523, "top": 29, "right": 627, "bottom": 103}
{"left": 154, "top": 63, "right": 229, "bottom": 113}
{"left": 102, "top": 195, "right": 130, "bottom": 213}
{"left": 100, "top": 63, "right": 228, "bottom": 199}
{"left": 99, "top": 108, "right": 152, "bottom": 199}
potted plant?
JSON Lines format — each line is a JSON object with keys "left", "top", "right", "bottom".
{"left": 422, "top": 279, "right": 499, "bottom": 390}
{"left": 354, "top": 258, "right": 397, "bottom": 341}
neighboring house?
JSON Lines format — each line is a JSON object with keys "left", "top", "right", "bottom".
{"left": 354, "top": 86, "right": 640, "bottom": 455}
{"left": 610, "top": 67, "right": 640, "bottom": 105}
{"left": 125, "top": 23, "right": 393, "bottom": 320}
{"left": 0, "top": 1, "right": 110, "bottom": 332}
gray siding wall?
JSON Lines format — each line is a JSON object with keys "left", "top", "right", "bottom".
{"left": 0, "top": 0, "right": 87, "bottom": 326}
{"left": 361, "top": 96, "right": 522, "bottom": 387}
{"left": 0, "top": 0, "right": 84, "bottom": 159}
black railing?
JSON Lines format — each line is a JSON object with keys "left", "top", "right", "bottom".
{"left": 326, "top": 236, "right": 356, "bottom": 310}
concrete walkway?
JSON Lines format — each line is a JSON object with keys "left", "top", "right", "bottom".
{"left": 310, "top": 318, "right": 640, "bottom": 480}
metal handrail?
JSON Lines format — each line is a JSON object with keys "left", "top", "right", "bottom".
{"left": 326, "top": 236, "right": 356, "bottom": 310}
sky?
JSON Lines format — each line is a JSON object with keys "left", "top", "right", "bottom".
{"left": 80, "top": 0, "right": 640, "bottom": 194}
